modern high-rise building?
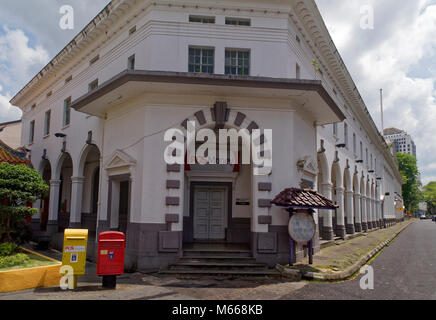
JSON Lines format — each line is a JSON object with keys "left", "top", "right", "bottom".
{"left": 383, "top": 127, "right": 417, "bottom": 159}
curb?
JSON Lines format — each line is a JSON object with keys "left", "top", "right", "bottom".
{"left": 276, "top": 221, "right": 414, "bottom": 281}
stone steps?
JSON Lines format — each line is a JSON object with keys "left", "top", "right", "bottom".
{"left": 160, "top": 269, "right": 281, "bottom": 277}
{"left": 168, "top": 262, "right": 269, "bottom": 270}
{"left": 159, "top": 246, "right": 280, "bottom": 278}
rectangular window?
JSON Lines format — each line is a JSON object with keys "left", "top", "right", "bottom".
{"left": 129, "top": 26, "right": 136, "bottom": 35}
{"left": 353, "top": 133, "right": 357, "bottom": 155}
{"left": 189, "top": 15, "right": 215, "bottom": 24}
{"left": 88, "top": 79, "right": 99, "bottom": 92}
{"left": 29, "top": 120, "right": 35, "bottom": 144}
{"left": 360, "top": 141, "right": 363, "bottom": 159}
{"left": 371, "top": 154, "right": 373, "bottom": 169}
{"left": 333, "top": 123, "right": 338, "bottom": 136}
{"left": 44, "top": 110, "right": 51, "bottom": 136}
{"left": 128, "top": 54, "right": 135, "bottom": 70}
{"left": 366, "top": 148, "right": 368, "bottom": 165}
{"left": 344, "top": 123, "right": 348, "bottom": 147}
{"left": 188, "top": 47, "right": 214, "bottom": 74}
{"left": 225, "top": 49, "right": 250, "bottom": 75}
{"left": 225, "top": 17, "right": 251, "bottom": 26}
{"left": 64, "top": 97, "right": 71, "bottom": 126}
{"left": 296, "top": 63, "right": 300, "bottom": 79}
{"left": 90, "top": 55, "right": 100, "bottom": 65}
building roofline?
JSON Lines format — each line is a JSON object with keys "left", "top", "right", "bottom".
{"left": 0, "top": 119, "right": 21, "bottom": 126}
{"left": 70, "top": 69, "right": 345, "bottom": 122}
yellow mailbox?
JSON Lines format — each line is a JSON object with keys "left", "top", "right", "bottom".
{"left": 62, "top": 229, "right": 89, "bottom": 276}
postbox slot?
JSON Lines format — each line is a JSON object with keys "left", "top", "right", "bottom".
{"left": 66, "top": 236, "right": 86, "bottom": 240}
{"left": 100, "top": 239, "right": 124, "bottom": 242}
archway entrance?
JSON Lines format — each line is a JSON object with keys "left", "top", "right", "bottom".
{"left": 39, "top": 160, "right": 51, "bottom": 231}
{"left": 57, "top": 153, "right": 73, "bottom": 232}
{"left": 79, "top": 144, "right": 101, "bottom": 238}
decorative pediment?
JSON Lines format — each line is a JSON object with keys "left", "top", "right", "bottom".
{"left": 105, "top": 150, "right": 136, "bottom": 171}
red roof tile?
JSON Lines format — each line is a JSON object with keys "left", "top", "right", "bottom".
{"left": 0, "top": 140, "right": 30, "bottom": 165}
{"left": 271, "top": 188, "right": 337, "bottom": 209}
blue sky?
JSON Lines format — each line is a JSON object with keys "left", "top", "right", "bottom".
{"left": 0, "top": 0, "right": 435, "bottom": 185}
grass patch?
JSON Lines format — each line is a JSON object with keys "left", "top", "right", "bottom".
{"left": 0, "top": 249, "right": 57, "bottom": 271}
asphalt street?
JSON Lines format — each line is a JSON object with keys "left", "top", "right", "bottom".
{"left": 281, "top": 219, "right": 436, "bottom": 300}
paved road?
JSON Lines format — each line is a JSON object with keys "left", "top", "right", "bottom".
{"left": 281, "top": 219, "right": 436, "bottom": 300}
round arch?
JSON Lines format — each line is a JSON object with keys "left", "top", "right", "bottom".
{"left": 78, "top": 144, "right": 101, "bottom": 177}
{"left": 54, "top": 152, "right": 74, "bottom": 180}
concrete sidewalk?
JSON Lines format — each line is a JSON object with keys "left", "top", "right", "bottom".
{"left": 278, "top": 219, "right": 415, "bottom": 281}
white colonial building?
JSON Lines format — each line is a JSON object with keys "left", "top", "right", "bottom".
{"left": 11, "top": 0, "right": 403, "bottom": 270}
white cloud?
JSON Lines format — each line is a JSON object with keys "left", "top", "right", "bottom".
{"left": 0, "top": 27, "right": 50, "bottom": 94}
{"left": 0, "top": 85, "right": 22, "bottom": 122}
{"left": 316, "top": 0, "right": 436, "bottom": 185}
{"left": 0, "top": 27, "right": 49, "bottom": 122}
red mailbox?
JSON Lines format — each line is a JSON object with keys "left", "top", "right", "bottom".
{"left": 97, "top": 231, "right": 126, "bottom": 288}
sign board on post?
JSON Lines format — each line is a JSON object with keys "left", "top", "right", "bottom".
{"left": 288, "top": 211, "right": 316, "bottom": 245}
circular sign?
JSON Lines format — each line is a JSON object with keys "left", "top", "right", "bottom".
{"left": 288, "top": 212, "right": 316, "bottom": 244}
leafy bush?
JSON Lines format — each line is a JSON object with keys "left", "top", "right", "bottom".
{"left": 0, "top": 242, "right": 18, "bottom": 257}
{"left": 0, "top": 163, "right": 48, "bottom": 243}
{"left": 0, "top": 253, "right": 30, "bottom": 269}
{"left": 10, "top": 220, "right": 33, "bottom": 244}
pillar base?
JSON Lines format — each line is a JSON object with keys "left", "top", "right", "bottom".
{"left": 361, "top": 222, "right": 368, "bottom": 232}
{"left": 46, "top": 220, "right": 58, "bottom": 234}
{"left": 335, "top": 225, "right": 346, "bottom": 239}
{"left": 355, "top": 223, "right": 362, "bottom": 233}
{"left": 367, "top": 221, "right": 373, "bottom": 229}
{"left": 322, "top": 226, "right": 334, "bottom": 241}
{"left": 346, "top": 224, "right": 355, "bottom": 235}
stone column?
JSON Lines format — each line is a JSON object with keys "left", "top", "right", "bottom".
{"left": 377, "top": 200, "right": 383, "bottom": 228}
{"left": 354, "top": 193, "right": 362, "bottom": 232}
{"left": 69, "top": 176, "right": 85, "bottom": 228}
{"left": 373, "top": 199, "right": 379, "bottom": 228}
{"left": 335, "top": 187, "right": 346, "bottom": 239}
{"left": 47, "top": 180, "right": 61, "bottom": 234}
{"left": 345, "top": 190, "right": 355, "bottom": 234}
{"left": 321, "top": 183, "right": 334, "bottom": 240}
{"left": 367, "top": 197, "right": 372, "bottom": 229}
{"left": 361, "top": 195, "right": 368, "bottom": 232}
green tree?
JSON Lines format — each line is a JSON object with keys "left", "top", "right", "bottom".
{"left": 423, "top": 182, "right": 436, "bottom": 214}
{"left": 0, "top": 163, "right": 49, "bottom": 243}
{"left": 396, "top": 153, "right": 422, "bottom": 212}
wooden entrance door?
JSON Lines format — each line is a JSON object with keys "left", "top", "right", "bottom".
{"left": 118, "top": 181, "right": 129, "bottom": 235}
{"left": 193, "top": 187, "right": 226, "bottom": 240}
